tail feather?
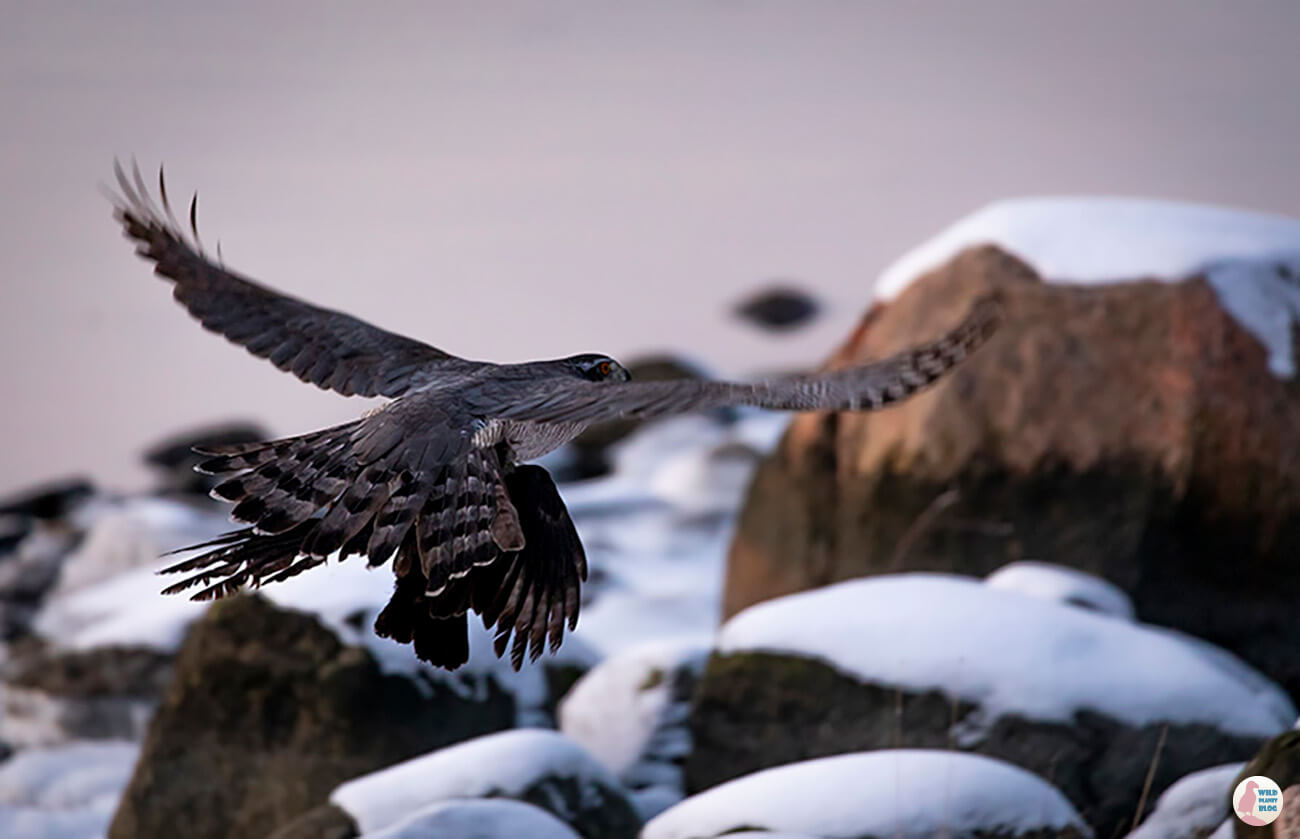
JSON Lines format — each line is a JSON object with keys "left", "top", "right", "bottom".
{"left": 161, "top": 420, "right": 586, "bottom": 671}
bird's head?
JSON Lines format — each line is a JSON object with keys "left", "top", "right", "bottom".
{"left": 563, "top": 354, "right": 631, "bottom": 383}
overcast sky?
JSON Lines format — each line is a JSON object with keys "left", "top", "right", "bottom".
{"left": 4, "top": 1, "right": 1300, "bottom": 495}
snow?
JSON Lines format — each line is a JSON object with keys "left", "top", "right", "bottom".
{"left": 359, "top": 798, "right": 581, "bottom": 839}
{"left": 642, "top": 749, "right": 1089, "bottom": 839}
{"left": 1126, "top": 762, "right": 1243, "bottom": 839}
{"left": 985, "top": 561, "right": 1134, "bottom": 620}
{"left": 330, "top": 728, "right": 626, "bottom": 835}
{"left": 0, "top": 741, "right": 138, "bottom": 839}
{"left": 719, "top": 573, "right": 1295, "bottom": 738}
{"left": 874, "top": 197, "right": 1300, "bottom": 376}
{"left": 558, "top": 640, "right": 709, "bottom": 813}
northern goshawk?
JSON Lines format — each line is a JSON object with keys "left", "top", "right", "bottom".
{"left": 110, "top": 163, "right": 1000, "bottom": 670}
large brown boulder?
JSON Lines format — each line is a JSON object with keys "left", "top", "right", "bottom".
{"left": 107, "top": 594, "right": 514, "bottom": 839}
{"left": 725, "top": 245, "right": 1300, "bottom": 698}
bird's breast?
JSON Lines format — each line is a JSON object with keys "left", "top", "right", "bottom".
{"left": 472, "top": 419, "right": 589, "bottom": 461}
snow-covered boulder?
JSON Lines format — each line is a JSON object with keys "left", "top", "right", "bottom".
{"left": 725, "top": 200, "right": 1300, "bottom": 706}
{"left": 107, "top": 594, "right": 516, "bottom": 839}
{"left": 0, "top": 741, "right": 138, "bottom": 839}
{"left": 688, "top": 574, "right": 1294, "bottom": 838}
{"left": 359, "top": 799, "right": 582, "bottom": 839}
{"left": 647, "top": 750, "right": 1090, "bottom": 839}
{"left": 330, "top": 728, "right": 640, "bottom": 839}
{"left": 1124, "top": 763, "right": 1242, "bottom": 839}
{"left": 559, "top": 640, "right": 709, "bottom": 819}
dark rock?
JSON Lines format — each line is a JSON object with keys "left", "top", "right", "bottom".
{"left": 686, "top": 652, "right": 1268, "bottom": 839}
{"left": 725, "top": 245, "right": 1300, "bottom": 702}
{"left": 733, "top": 285, "right": 821, "bottom": 332}
{"left": 1232, "top": 730, "right": 1300, "bottom": 837}
{"left": 0, "top": 515, "right": 30, "bottom": 556}
{"left": 268, "top": 803, "right": 359, "bottom": 839}
{"left": 0, "top": 522, "right": 82, "bottom": 642}
{"left": 1, "top": 640, "right": 172, "bottom": 745}
{"left": 0, "top": 478, "right": 95, "bottom": 521}
{"left": 143, "top": 421, "right": 269, "bottom": 496}
{"left": 107, "top": 594, "right": 514, "bottom": 839}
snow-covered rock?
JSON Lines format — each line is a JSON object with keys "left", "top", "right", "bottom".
{"left": 875, "top": 197, "right": 1300, "bottom": 378}
{"left": 1125, "top": 763, "right": 1242, "bottom": 839}
{"left": 359, "top": 798, "right": 582, "bottom": 839}
{"left": 691, "top": 573, "right": 1291, "bottom": 837}
{"left": 728, "top": 216, "right": 1300, "bottom": 711}
{"left": 331, "top": 728, "right": 640, "bottom": 839}
{"left": 984, "top": 561, "right": 1134, "bottom": 620}
{"left": 559, "top": 641, "right": 709, "bottom": 818}
{"left": 719, "top": 574, "right": 1293, "bottom": 736}
{"left": 0, "top": 741, "right": 138, "bottom": 839}
{"left": 645, "top": 750, "right": 1090, "bottom": 839}
{"left": 108, "top": 594, "right": 515, "bottom": 839}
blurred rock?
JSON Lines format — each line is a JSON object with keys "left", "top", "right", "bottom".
{"left": 732, "top": 285, "right": 821, "bottom": 332}
{"left": 726, "top": 244, "right": 1300, "bottom": 701}
{"left": 329, "top": 728, "right": 641, "bottom": 839}
{"left": 142, "top": 421, "right": 269, "bottom": 497}
{"left": 1125, "top": 762, "right": 1242, "bottom": 839}
{"left": 1, "top": 641, "right": 171, "bottom": 746}
{"left": 0, "top": 478, "right": 96, "bottom": 522}
{"left": 269, "top": 803, "right": 359, "bottom": 839}
{"left": 0, "top": 525, "right": 82, "bottom": 642}
{"left": 0, "top": 478, "right": 97, "bottom": 639}
{"left": 107, "top": 594, "right": 514, "bottom": 839}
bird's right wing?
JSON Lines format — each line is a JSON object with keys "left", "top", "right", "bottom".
{"left": 487, "top": 294, "right": 1001, "bottom": 425}
{"left": 110, "top": 161, "right": 475, "bottom": 398}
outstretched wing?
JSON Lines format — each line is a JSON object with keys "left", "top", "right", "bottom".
{"left": 110, "top": 161, "right": 475, "bottom": 398}
{"left": 486, "top": 294, "right": 1001, "bottom": 425}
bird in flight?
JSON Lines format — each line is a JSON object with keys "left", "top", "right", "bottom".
{"left": 109, "top": 162, "right": 1000, "bottom": 671}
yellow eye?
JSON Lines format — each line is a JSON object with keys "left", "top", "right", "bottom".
{"left": 599, "top": 361, "right": 612, "bottom": 376}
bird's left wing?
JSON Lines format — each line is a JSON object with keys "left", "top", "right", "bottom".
{"left": 110, "top": 161, "right": 475, "bottom": 398}
{"left": 486, "top": 294, "right": 1001, "bottom": 425}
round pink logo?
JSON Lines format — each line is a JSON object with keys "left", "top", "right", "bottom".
{"left": 1233, "top": 775, "right": 1284, "bottom": 826}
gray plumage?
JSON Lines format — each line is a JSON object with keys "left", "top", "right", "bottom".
{"left": 111, "top": 161, "right": 1000, "bottom": 670}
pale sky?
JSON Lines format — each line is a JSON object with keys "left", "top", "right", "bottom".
{"left": 4, "top": 1, "right": 1300, "bottom": 495}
